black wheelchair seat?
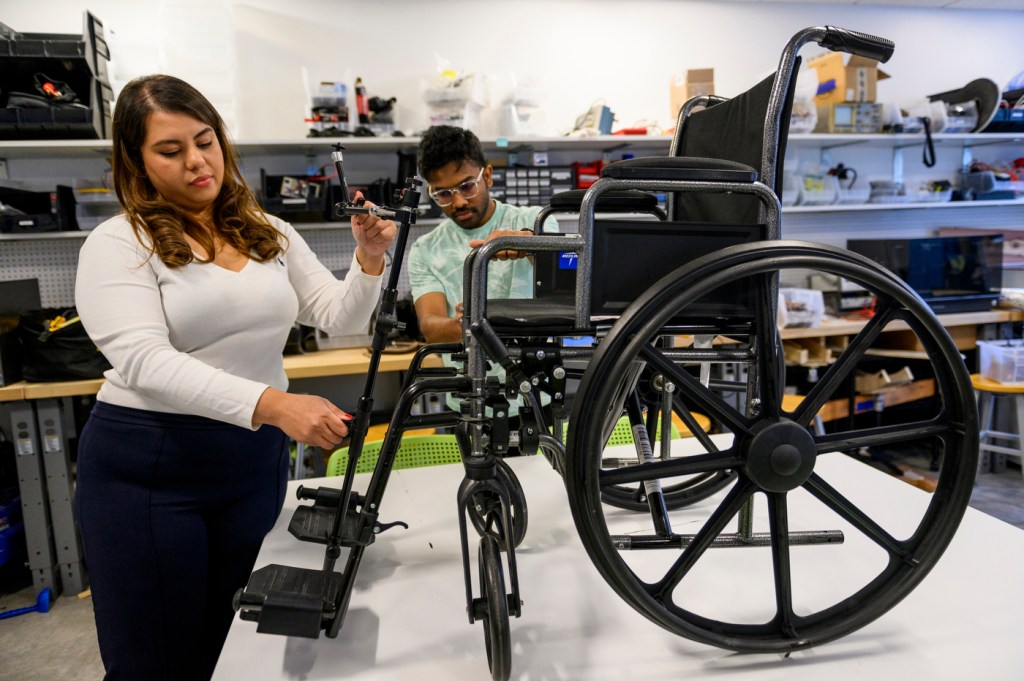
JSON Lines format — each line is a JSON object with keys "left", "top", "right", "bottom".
{"left": 487, "top": 296, "right": 582, "bottom": 336}
{"left": 603, "top": 156, "right": 758, "bottom": 183}
{"left": 547, "top": 188, "right": 661, "bottom": 212}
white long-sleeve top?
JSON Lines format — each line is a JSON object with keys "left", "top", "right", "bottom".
{"left": 75, "top": 214, "right": 383, "bottom": 429}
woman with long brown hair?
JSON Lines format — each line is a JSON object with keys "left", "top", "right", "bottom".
{"left": 73, "top": 74, "right": 395, "bottom": 680}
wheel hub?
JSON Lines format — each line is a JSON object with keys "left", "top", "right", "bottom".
{"left": 743, "top": 420, "right": 817, "bottom": 492}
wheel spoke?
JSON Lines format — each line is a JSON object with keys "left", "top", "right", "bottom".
{"left": 814, "top": 420, "right": 951, "bottom": 455}
{"left": 600, "top": 448, "right": 744, "bottom": 487}
{"left": 792, "top": 298, "right": 899, "bottom": 428}
{"left": 640, "top": 344, "right": 753, "bottom": 436}
{"left": 803, "top": 473, "right": 915, "bottom": 564}
{"left": 766, "top": 492, "right": 797, "bottom": 638}
{"left": 898, "top": 311, "right": 969, "bottom": 423}
{"left": 755, "top": 276, "right": 785, "bottom": 419}
{"left": 674, "top": 394, "right": 721, "bottom": 453}
{"left": 648, "top": 477, "right": 757, "bottom": 600}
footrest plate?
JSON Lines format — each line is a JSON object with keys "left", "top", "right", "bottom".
{"left": 235, "top": 564, "right": 344, "bottom": 638}
{"left": 289, "top": 496, "right": 362, "bottom": 545}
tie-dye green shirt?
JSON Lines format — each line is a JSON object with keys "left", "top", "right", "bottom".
{"left": 408, "top": 200, "right": 552, "bottom": 314}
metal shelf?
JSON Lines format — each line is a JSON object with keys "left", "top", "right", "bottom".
{"left": 784, "top": 198, "right": 1024, "bottom": 213}
{"left": 0, "top": 134, "right": 676, "bottom": 159}
{"left": 4, "top": 132, "right": 1023, "bottom": 160}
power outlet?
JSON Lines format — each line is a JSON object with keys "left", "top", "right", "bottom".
{"left": 0, "top": 159, "right": 7, "bottom": 180}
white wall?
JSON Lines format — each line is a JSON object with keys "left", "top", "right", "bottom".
{"left": 3, "top": 0, "right": 1023, "bottom": 138}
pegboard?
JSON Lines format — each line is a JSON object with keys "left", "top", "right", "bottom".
{"left": 0, "top": 236, "right": 85, "bottom": 307}
{"left": 298, "top": 223, "right": 435, "bottom": 297}
{"left": 0, "top": 224, "right": 438, "bottom": 309}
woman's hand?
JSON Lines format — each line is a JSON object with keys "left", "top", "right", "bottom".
{"left": 253, "top": 387, "right": 351, "bottom": 449}
{"left": 350, "top": 191, "right": 397, "bottom": 275}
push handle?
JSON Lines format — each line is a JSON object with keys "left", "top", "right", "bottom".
{"left": 331, "top": 144, "right": 352, "bottom": 205}
{"left": 820, "top": 26, "right": 894, "bottom": 63}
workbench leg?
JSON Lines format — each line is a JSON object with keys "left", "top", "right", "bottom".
{"left": 35, "top": 398, "right": 87, "bottom": 595}
{"left": 977, "top": 390, "right": 995, "bottom": 475}
{"left": 6, "top": 402, "right": 61, "bottom": 596}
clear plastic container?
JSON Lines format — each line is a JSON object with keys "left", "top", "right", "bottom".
{"left": 868, "top": 180, "right": 907, "bottom": 204}
{"left": 910, "top": 188, "right": 953, "bottom": 203}
{"left": 780, "top": 171, "right": 802, "bottom": 206}
{"left": 836, "top": 186, "right": 871, "bottom": 205}
{"left": 978, "top": 339, "right": 1024, "bottom": 384}
{"left": 799, "top": 173, "right": 838, "bottom": 206}
{"left": 74, "top": 188, "right": 119, "bottom": 230}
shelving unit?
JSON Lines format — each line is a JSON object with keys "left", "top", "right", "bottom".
{"left": 2, "top": 131, "right": 1022, "bottom": 303}
{"left": 4, "top": 130, "right": 1022, "bottom": 214}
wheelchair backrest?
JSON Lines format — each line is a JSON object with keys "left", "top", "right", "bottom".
{"left": 671, "top": 58, "right": 800, "bottom": 225}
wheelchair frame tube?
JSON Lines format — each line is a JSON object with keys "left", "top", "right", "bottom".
{"left": 363, "top": 375, "right": 469, "bottom": 507}
{"left": 463, "top": 234, "right": 584, "bottom": 446}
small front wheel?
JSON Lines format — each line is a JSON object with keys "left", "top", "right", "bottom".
{"left": 467, "top": 458, "right": 528, "bottom": 549}
{"left": 478, "top": 535, "right": 511, "bottom": 681}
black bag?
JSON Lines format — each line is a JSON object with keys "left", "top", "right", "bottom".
{"left": 18, "top": 308, "right": 111, "bottom": 382}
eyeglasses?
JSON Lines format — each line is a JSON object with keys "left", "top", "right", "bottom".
{"left": 428, "top": 168, "right": 485, "bottom": 206}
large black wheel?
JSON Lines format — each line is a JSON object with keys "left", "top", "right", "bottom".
{"left": 478, "top": 535, "right": 511, "bottom": 681}
{"left": 565, "top": 241, "right": 978, "bottom": 652}
{"left": 466, "top": 458, "right": 528, "bottom": 550}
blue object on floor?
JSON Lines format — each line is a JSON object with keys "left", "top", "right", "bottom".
{"left": 0, "top": 587, "right": 51, "bottom": 620}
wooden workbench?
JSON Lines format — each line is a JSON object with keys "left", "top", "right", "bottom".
{"left": 779, "top": 308, "right": 1022, "bottom": 347}
{"left": 0, "top": 346, "right": 438, "bottom": 402}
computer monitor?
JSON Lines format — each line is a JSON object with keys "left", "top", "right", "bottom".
{"left": 0, "top": 278, "right": 42, "bottom": 314}
{"left": 847, "top": 235, "right": 1003, "bottom": 314}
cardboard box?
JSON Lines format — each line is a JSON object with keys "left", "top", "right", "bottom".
{"left": 808, "top": 52, "right": 889, "bottom": 104}
{"left": 669, "top": 68, "right": 715, "bottom": 119}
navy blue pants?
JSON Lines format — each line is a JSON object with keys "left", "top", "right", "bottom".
{"left": 75, "top": 402, "right": 290, "bottom": 681}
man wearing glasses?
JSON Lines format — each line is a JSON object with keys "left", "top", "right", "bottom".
{"left": 409, "top": 125, "right": 556, "bottom": 344}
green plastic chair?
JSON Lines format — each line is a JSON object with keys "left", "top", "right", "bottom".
{"left": 562, "top": 415, "right": 681, "bottom": 447}
{"left": 326, "top": 433, "right": 462, "bottom": 477}
{"left": 606, "top": 416, "right": 680, "bottom": 446}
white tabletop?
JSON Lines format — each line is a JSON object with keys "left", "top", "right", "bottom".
{"left": 215, "top": 440, "right": 1024, "bottom": 680}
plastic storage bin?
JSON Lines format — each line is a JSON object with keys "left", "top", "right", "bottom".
{"left": 978, "top": 339, "right": 1024, "bottom": 384}
{"left": 798, "top": 172, "right": 839, "bottom": 206}
{"left": 0, "top": 12, "right": 113, "bottom": 140}
{"left": 73, "top": 187, "right": 119, "bottom": 230}
{"left": 258, "top": 169, "right": 334, "bottom": 223}
{"left": 836, "top": 186, "right": 871, "bottom": 205}
{"left": 0, "top": 184, "right": 76, "bottom": 233}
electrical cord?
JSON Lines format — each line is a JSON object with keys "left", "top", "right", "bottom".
{"left": 921, "top": 117, "right": 936, "bottom": 168}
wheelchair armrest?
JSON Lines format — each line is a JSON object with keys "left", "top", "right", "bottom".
{"left": 602, "top": 156, "right": 757, "bottom": 184}
{"left": 464, "top": 233, "right": 582, "bottom": 322}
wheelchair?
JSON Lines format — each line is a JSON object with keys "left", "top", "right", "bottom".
{"left": 235, "top": 26, "right": 978, "bottom": 681}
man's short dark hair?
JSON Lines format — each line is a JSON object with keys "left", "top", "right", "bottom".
{"left": 418, "top": 126, "right": 486, "bottom": 179}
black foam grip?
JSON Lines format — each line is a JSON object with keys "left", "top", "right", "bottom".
{"left": 820, "top": 26, "right": 894, "bottom": 64}
{"left": 470, "top": 318, "right": 510, "bottom": 365}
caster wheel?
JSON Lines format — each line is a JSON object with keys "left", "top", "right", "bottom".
{"left": 566, "top": 241, "right": 977, "bottom": 652}
{"left": 478, "top": 535, "right": 511, "bottom": 681}
{"left": 467, "top": 458, "right": 528, "bottom": 549}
